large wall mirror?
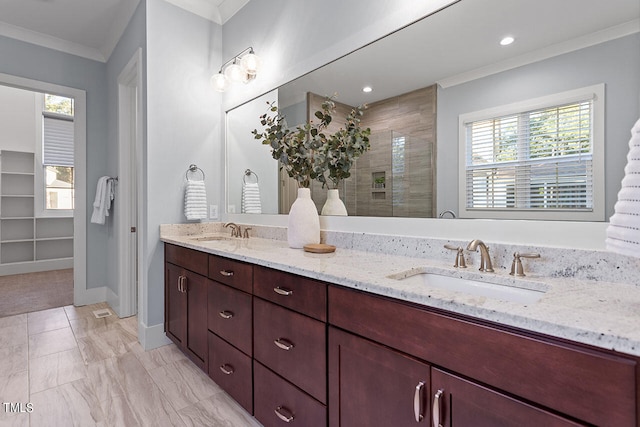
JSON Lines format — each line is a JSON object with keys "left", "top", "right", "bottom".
{"left": 226, "top": 0, "right": 640, "bottom": 221}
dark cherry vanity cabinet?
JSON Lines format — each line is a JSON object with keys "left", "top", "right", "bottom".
{"left": 328, "top": 285, "right": 638, "bottom": 427}
{"left": 164, "top": 245, "right": 209, "bottom": 370}
{"left": 165, "top": 243, "right": 639, "bottom": 427}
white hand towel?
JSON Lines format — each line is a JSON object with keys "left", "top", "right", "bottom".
{"left": 606, "top": 117, "right": 640, "bottom": 258}
{"left": 242, "top": 182, "right": 262, "bottom": 214}
{"left": 91, "top": 176, "right": 114, "bottom": 225}
{"left": 184, "top": 179, "right": 208, "bottom": 220}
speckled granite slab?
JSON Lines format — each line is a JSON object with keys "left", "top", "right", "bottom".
{"left": 160, "top": 222, "right": 640, "bottom": 356}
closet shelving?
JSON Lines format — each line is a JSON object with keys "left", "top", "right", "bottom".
{"left": 0, "top": 150, "right": 73, "bottom": 270}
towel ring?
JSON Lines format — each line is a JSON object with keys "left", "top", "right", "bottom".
{"left": 186, "top": 164, "right": 205, "bottom": 181}
{"left": 243, "top": 169, "right": 259, "bottom": 184}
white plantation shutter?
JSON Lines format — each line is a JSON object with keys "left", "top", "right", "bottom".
{"left": 464, "top": 100, "right": 593, "bottom": 212}
{"left": 43, "top": 113, "right": 74, "bottom": 167}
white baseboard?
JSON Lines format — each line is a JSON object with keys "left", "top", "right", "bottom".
{"left": 106, "top": 287, "right": 120, "bottom": 317}
{"left": 0, "top": 259, "right": 73, "bottom": 276}
{"left": 138, "top": 321, "right": 172, "bottom": 351}
{"left": 74, "top": 285, "right": 107, "bottom": 306}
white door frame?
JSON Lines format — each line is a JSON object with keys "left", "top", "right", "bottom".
{"left": 116, "top": 49, "right": 143, "bottom": 318}
{"left": 0, "top": 73, "right": 87, "bottom": 302}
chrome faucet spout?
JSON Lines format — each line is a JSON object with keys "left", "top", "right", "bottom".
{"left": 467, "top": 239, "right": 494, "bottom": 272}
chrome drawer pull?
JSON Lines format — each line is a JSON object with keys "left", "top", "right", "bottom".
{"left": 219, "top": 310, "right": 234, "bottom": 319}
{"left": 414, "top": 381, "right": 425, "bottom": 422}
{"left": 219, "top": 364, "right": 234, "bottom": 375}
{"left": 273, "top": 286, "right": 293, "bottom": 296}
{"left": 219, "top": 270, "right": 234, "bottom": 277}
{"left": 274, "top": 405, "right": 294, "bottom": 423}
{"left": 433, "top": 389, "right": 444, "bottom": 427}
{"left": 274, "top": 338, "right": 294, "bottom": 351}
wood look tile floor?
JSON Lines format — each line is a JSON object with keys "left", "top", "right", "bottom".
{"left": 0, "top": 303, "right": 262, "bottom": 427}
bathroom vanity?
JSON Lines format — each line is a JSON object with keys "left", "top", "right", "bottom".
{"left": 162, "top": 225, "right": 640, "bottom": 427}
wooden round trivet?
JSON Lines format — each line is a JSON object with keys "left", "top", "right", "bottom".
{"left": 303, "top": 243, "right": 336, "bottom": 253}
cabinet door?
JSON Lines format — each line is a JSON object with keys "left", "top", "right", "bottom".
{"left": 185, "top": 270, "right": 209, "bottom": 367}
{"left": 328, "top": 327, "right": 430, "bottom": 427}
{"left": 430, "top": 368, "right": 586, "bottom": 427}
{"left": 165, "top": 263, "right": 186, "bottom": 346}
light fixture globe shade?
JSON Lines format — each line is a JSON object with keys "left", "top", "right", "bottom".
{"left": 224, "top": 62, "right": 245, "bottom": 83}
{"left": 240, "top": 53, "right": 262, "bottom": 76}
{"left": 210, "top": 73, "right": 228, "bottom": 92}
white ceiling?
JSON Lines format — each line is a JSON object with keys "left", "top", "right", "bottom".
{"left": 0, "top": 0, "right": 249, "bottom": 62}
{"left": 279, "top": 0, "right": 640, "bottom": 108}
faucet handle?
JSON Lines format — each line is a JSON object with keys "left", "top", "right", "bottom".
{"left": 444, "top": 244, "right": 467, "bottom": 268}
{"left": 243, "top": 227, "right": 252, "bottom": 239}
{"left": 510, "top": 252, "right": 541, "bottom": 277}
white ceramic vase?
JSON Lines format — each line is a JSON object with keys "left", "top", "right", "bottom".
{"left": 321, "top": 188, "right": 348, "bottom": 216}
{"left": 287, "top": 188, "right": 320, "bottom": 248}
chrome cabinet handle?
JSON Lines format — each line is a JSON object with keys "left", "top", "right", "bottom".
{"left": 219, "top": 364, "right": 234, "bottom": 375}
{"left": 433, "top": 389, "right": 444, "bottom": 427}
{"left": 274, "top": 338, "right": 294, "bottom": 351}
{"left": 181, "top": 276, "right": 188, "bottom": 293}
{"left": 414, "top": 381, "right": 425, "bottom": 422}
{"left": 273, "top": 286, "right": 293, "bottom": 296}
{"left": 219, "top": 270, "right": 234, "bottom": 277}
{"left": 274, "top": 406, "right": 294, "bottom": 423}
{"left": 218, "top": 310, "right": 234, "bottom": 319}
{"left": 177, "top": 276, "right": 182, "bottom": 292}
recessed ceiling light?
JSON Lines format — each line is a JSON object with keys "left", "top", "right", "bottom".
{"left": 500, "top": 36, "right": 515, "bottom": 46}
{"left": 362, "top": 86, "right": 373, "bottom": 93}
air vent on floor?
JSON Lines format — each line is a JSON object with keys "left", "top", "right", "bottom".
{"left": 93, "top": 308, "right": 113, "bottom": 319}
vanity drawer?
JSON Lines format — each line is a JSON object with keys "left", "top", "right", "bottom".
{"left": 165, "top": 244, "right": 208, "bottom": 276}
{"left": 207, "top": 280, "right": 252, "bottom": 356}
{"left": 254, "top": 361, "right": 326, "bottom": 427}
{"left": 253, "top": 297, "right": 326, "bottom": 403}
{"left": 208, "top": 332, "right": 253, "bottom": 414}
{"left": 208, "top": 255, "right": 253, "bottom": 293}
{"left": 253, "top": 265, "right": 327, "bottom": 321}
{"left": 328, "top": 285, "right": 637, "bottom": 427}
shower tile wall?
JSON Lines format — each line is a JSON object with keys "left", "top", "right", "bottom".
{"left": 356, "top": 86, "right": 436, "bottom": 217}
{"left": 306, "top": 87, "right": 436, "bottom": 217}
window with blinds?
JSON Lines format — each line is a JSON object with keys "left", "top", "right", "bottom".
{"left": 458, "top": 85, "right": 604, "bottom": 221}
{"left": 42, "top": 95, "right": 75, "bottom": 210}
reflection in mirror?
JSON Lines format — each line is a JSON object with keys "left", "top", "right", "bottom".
{"left": 226, "top": 0, "right": 640, "bottom": 220}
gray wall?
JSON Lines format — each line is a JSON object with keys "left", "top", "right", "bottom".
{"left": 437, "top": 33, "right": 640, "bottom": 220}
{"left": 145, "top": 0, "right": 223, "bottom": 327}
{"left": 0, "top": 35, "right": 108, "bottom": 290}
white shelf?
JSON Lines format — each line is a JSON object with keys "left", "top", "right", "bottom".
{"left": 1, "top": 151, "right": 35, "bottom": 174}
{"left": 0, "top": 150, "right": 74, "bottom": 267}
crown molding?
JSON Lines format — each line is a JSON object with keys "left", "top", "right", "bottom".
{"left": 0, "top": 21, "right": 105, "bottom": 62}
{"left": 438, "top": 19, "right": 640, "bottom": 89}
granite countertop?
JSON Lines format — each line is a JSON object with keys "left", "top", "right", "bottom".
{"left": 160, "top": 226, "right": 640, "bottom": 357}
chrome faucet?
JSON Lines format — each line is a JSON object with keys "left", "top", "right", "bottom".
{"left": 467, "top": 239, "right": 494, "bottom": 272}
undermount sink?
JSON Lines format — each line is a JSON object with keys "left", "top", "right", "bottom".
{"left": 393, "top": 271, "right": 546, "bottom": 304}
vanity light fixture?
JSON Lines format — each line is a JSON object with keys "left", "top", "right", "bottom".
{"left": 500, "top": 36, "right": 515, "bottom": 46}
{"left": 211, "top": 47, "right": 262, "bottom": 92}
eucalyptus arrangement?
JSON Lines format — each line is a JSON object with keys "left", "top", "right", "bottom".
{"left": 317, "top": 98, "right": 371, "bottom": 189}
{"left": 251, "top": 100, "right": 331, "bottom": 188}
{"left": 251, "top": 96, "right": 371, "bottom": 189}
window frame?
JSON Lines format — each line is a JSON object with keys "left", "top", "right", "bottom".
{"left": 34, "top": 93, "right": 75, "bottom": 218}
{"left": 457, "top": 84, "right": 605, "bottom": 221}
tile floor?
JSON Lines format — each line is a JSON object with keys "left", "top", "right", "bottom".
{"left": 0, "top": 303, "right": 262, "bottom": 427}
